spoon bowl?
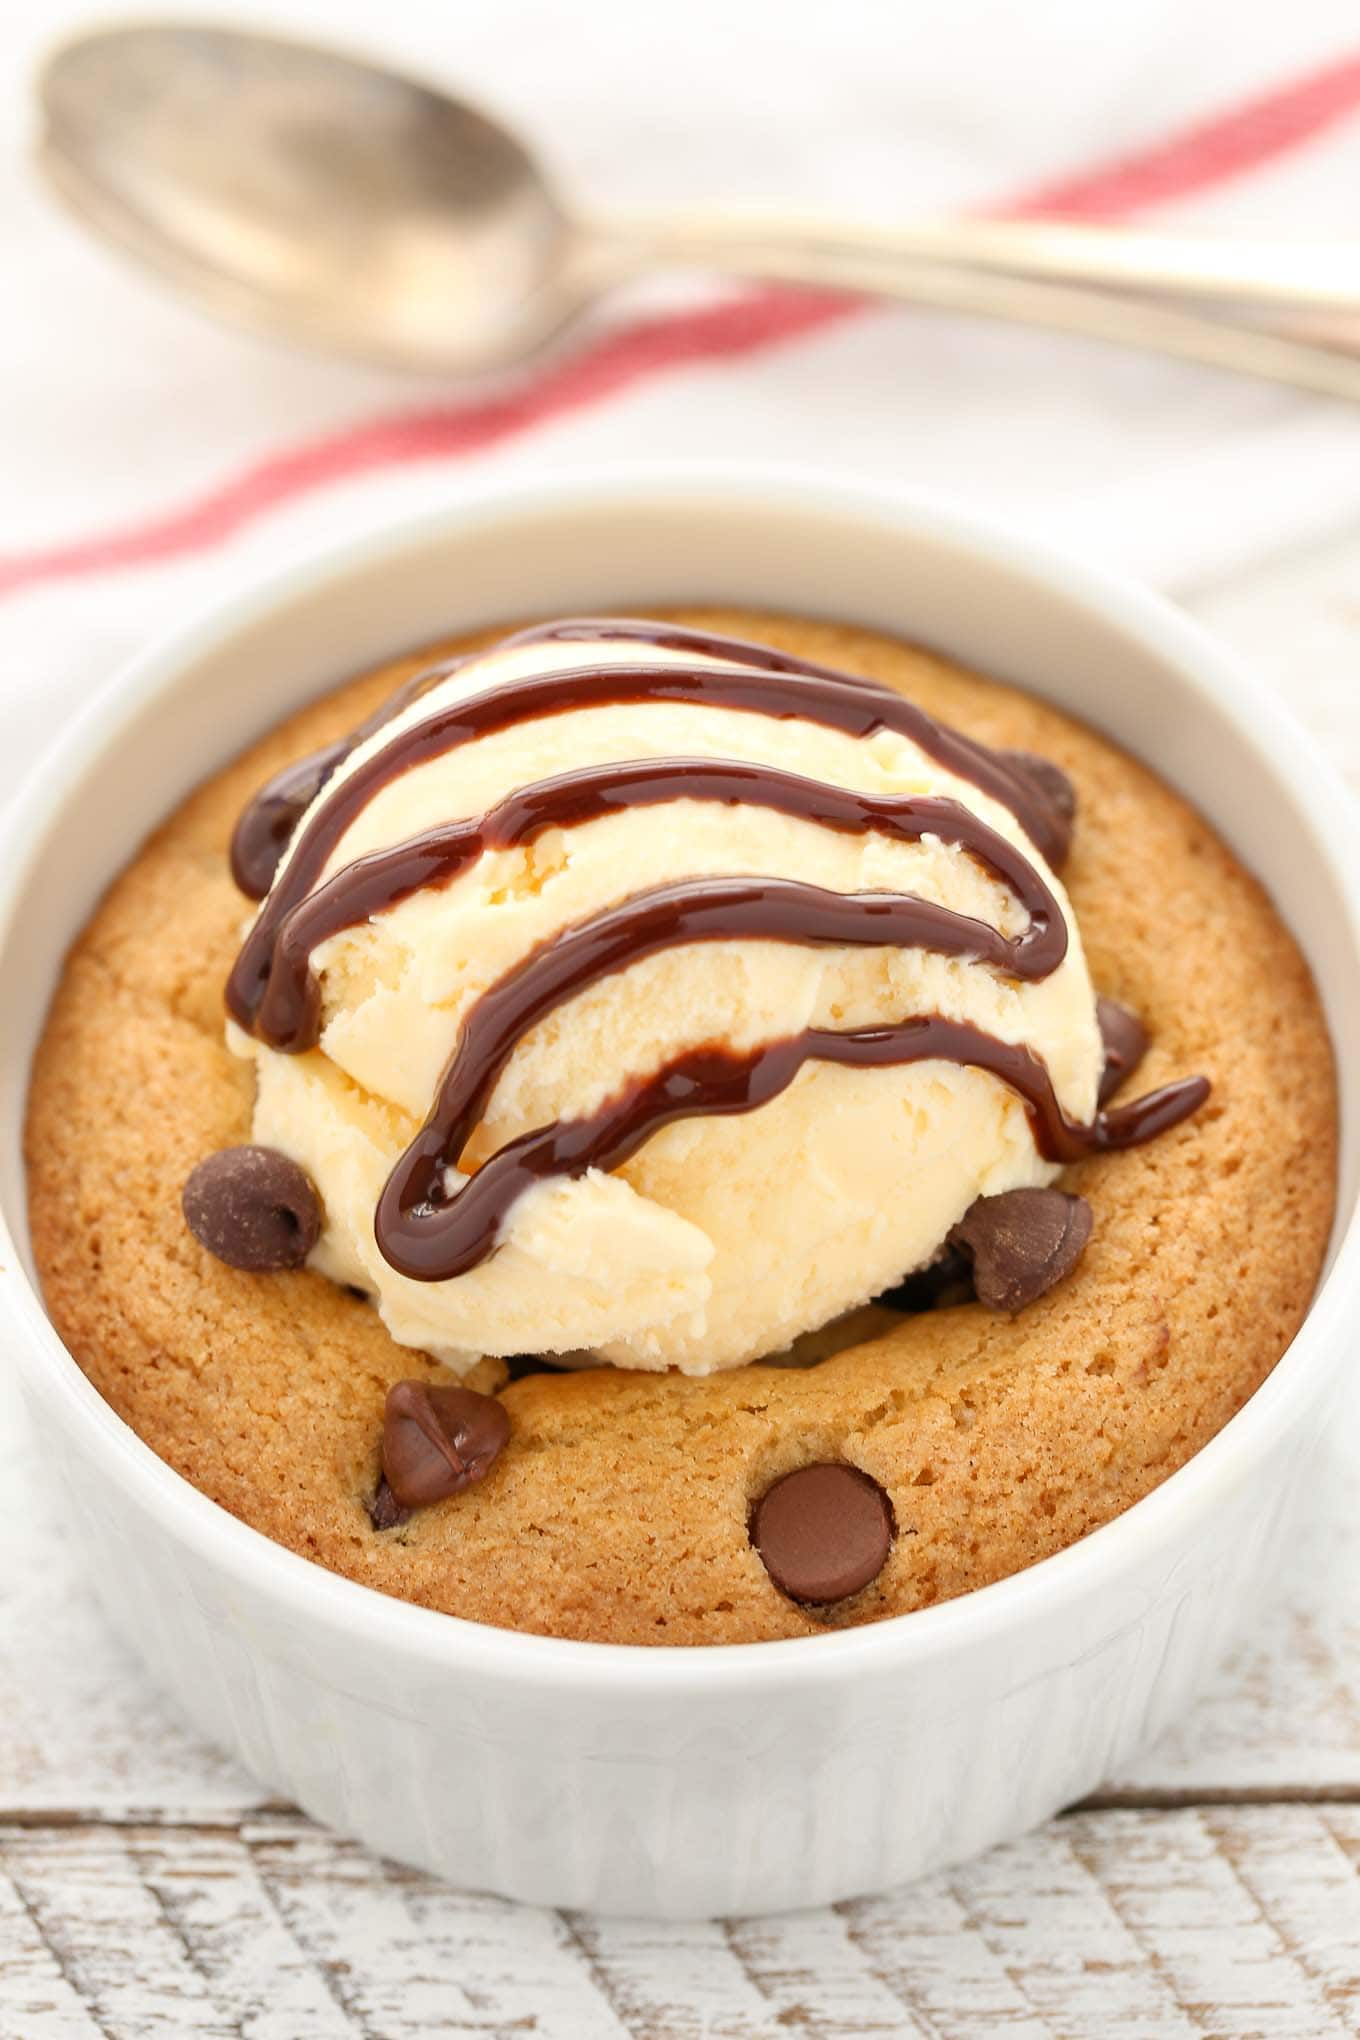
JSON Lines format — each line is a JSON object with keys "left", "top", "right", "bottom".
{"left": 39, "top": 22, "right": 592, "bottom": 371}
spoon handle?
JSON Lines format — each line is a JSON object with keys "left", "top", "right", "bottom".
{"left": 597, "top": 217, "right": 1360, "bottom": 404}
{"left": 610, "top": 211, "right": 1360, "bottom": 316}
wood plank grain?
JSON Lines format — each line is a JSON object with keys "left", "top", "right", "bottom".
{"left": 723, "top": 1909, "right": 938, "bottom": 2035}
{"left": 10, "top": 1809, "right": 1360, "bottom": 2039}
{"left": 243, "top": 1821, "right": 633, "bottom": 2040}
{"left": 562, "top": 1913, "right": 785, "bottom": 2039}
{"left": 4, "top": 1827, "right": 242, "bottom": 2038}
{"left": 0, "top": 1864, "right": 108, "bottom": 2040}
{"left": 1062, "top": 1808, "right": 1360, "bottom": 2037}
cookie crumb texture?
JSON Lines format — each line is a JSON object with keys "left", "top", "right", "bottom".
{"left": 25, "top": 611, "right": 1336, "bottom": 1645}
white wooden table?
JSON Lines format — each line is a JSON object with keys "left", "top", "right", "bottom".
{"left": 7, "top": 530, "right": 1360, "bottom": 2038}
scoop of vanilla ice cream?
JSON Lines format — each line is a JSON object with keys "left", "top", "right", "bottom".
{"left": 230, "top": 628, "right": 1104, "bottom": 1374}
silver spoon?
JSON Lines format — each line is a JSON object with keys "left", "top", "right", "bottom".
{"left": 35, "top": 21, "right": 1360, "bottom": 400}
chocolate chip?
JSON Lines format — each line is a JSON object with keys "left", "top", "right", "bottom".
{"left": 997, "top": 749, "right": 1076, "bottom": 864}
{"left": 382, "top": 1380, "right": 510, "bottom": 1511}
{"left": 1097, "top": 995, "right": 1149, "bottom": 1106}
{"left": 1000, "top": 748, "right": 1076, "bottom": 822}
{"left": 876, "top": 1244, "right": 974, "bottom": 1313}
{"left": 182, "top": 1145, "right": 321, "bottom": 1271}
{"left": 367, "top": 1477, "right": 410, "bottom": 1531}
{"left": 750, "top": 1463, "right": 895, "bottom": 1604}
{"left": 948, "top": 1186, "right": 1092, "bottom": 1313}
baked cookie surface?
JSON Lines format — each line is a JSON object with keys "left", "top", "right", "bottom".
{"left": 25, "top": 610, "right": 1336, "bottom": 1644}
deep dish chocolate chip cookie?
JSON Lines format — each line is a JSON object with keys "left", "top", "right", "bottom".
{"left": 25, "top": 609, "right": 1335, "bottom": 1644}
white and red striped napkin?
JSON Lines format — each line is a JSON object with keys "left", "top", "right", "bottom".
{"left": 3, "top": 0, "right": 1360, "bottom": 810}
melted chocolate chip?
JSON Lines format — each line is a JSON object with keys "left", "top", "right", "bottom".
{"left": 1097, "top": 996, "right": 1150, "bottom": 1106}
{"left": 875, "top": 1245, "right": 974, "bottom": 1313}
{"left": 997, "top": 749, "right": 1076, "bottom": 865}
{"left": 367, "top": 1477, "right": 410, "bottom": 1531}
{"left": 999, "top": 748, "right": 1076, "bottom": 823}
{"left": 750, "top": 1463, "right": 895, "bottom": 1604}
{"left": 948, "top": 1186, "right": 1092, "bottom": 1313}
{"left": 229, "top": 666, "right": 459, "bottom": 901}
{"left": 229, "top": 743, "right": 346, "bottom": 900}
{"left": 382, "top": 1380, "right": 510, "bottom": 1511}
{"left": 502, "top": 1353, "right": 586, "bottom": 1380}
{"left": 181, "top": 1145, "right": 321, "bottom": 1271}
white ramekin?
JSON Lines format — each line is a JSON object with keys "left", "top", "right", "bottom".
{"left": 3, "top": 467, "right": 1358, "bottom": 1919}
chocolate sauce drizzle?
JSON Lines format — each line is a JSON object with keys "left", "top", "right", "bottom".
{"left": 248, "top": 765, "right": 1066, "bottom": 1053}
{"left": 378, "top": 1021, "right": 1208, "bottom": 1282}
{"left": 233, "top": 617, "right": 1063, "bottom": 891}
{"left": 227, "top": 621, "right": 1069, "bottom": 1032}
{"left": 226, "top": 619, "right": 1209, "bottom": 1285}
{"left": 229, "top": 661, "right": 465, "bottom": 900}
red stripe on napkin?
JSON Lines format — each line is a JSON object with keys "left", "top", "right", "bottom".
{"left": 4, "top": 49, "right": 1360, "bottom": 601}
{"left": 1008, "top": 50, "right": 1360, "bottom": 219}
